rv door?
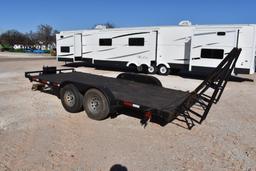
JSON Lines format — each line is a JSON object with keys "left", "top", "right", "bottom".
{"left": 74, "top": 33, "right": 82, "bottom": 61}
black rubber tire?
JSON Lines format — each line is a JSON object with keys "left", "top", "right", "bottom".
{"left": 60, "top": 84, "right": 83, "bottom": 113}
{"left": 128, "top": 64, "right": 137, "bottom": 72}
{"left": 136, "top": 65, "right": 143, "bottom": 72}
{"left": 147, "top": 65, "right": 157, "bottom": 74}
{"left": 83, "top": 88, "right": 110, "bottom": 120}
{"left": 158, "top": 65, "right": 170, "bottom": 75}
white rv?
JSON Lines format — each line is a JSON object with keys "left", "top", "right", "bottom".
{"left": 56, "top": 24, "right": 256, "bottom": 75}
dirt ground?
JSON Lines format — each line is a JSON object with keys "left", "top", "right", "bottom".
{"left": 0, "top": 53, "right": 256, "bottom": 171}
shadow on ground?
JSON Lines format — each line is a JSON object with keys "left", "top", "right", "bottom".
{"left": 110, "top": 164, "right": 128, "bottom": 171}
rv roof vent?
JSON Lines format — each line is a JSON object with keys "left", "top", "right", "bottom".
{"left": 95, "top": 25, "right": 107, "bottom": 30}
{"left": 179, "top": 20, "right": 192, "bottom": 26}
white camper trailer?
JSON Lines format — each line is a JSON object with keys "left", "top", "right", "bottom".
{"left": 56, "top": 24, "right": 256, "bottom": 75}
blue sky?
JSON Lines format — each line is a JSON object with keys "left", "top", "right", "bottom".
{"left": 0, "top": 0, "right": 255, "bottom": 33}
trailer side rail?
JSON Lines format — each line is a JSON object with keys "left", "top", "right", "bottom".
{"left": 25, "top": 67, "right": 75, "bottom": 84}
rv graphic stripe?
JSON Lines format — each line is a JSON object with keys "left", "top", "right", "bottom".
{"left": 112, "top": 32, "right": 150, "bottom": 39}
{"left": 57, "top": 35, "right": 74, "bottom": 41}
{"left": 194, "top": 32, "right": 220, "bottom": 36}
{"left": 194, "top": 30, "right": 236, "bottom": 36}
{"left": 206, "top": 43, "right": 219, "bottom": 46}
{"left": 82, "top": 51, "right": 93, "bottom": 54}
{"left": 82, "top": 34, "right": 92, "bottom": 37}
{"left": 174, "top": 59, "right": 190, "bottom": 61}
{"left": 193, "top": 42, "right": 219, "bottom": 48}
{"left": 58, "top": 53, "right": 74, "bottom": 57}
{"left": 98, "top": 48, "right": 116, "bottom": 52}
{"left": 174, "top": 37, "right": 187, "bottom": 41}
{"left": 107, "top": 50, "right": 150, "bottom": 59}
{"left": 193, "top": 45, "right": 203, "bottom": 49}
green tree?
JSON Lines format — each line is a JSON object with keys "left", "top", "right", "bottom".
{"left": 0, "top": 30, "right": 25, "bottom": 46}
{"left": 36, "top": 24, "right": 59, "bottom": 49}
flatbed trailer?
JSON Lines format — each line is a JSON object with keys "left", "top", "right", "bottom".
{"left": 25, "top": 48, "right": 242, "bottom": 128}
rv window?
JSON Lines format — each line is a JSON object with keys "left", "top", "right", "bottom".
{"left": 217, "top": 32, "right": 226, "bottom": 36}
{"left": 61, "top": 46, "right": 70, "bottom": 53}
{"left": 99, "top": 39, "right": 112, "bottom": 46}
{"left": 129, "top": 38, "right": 144, "bottom": 46}
{"left": 201, "top": 49, "right": 224, "bottom": 59}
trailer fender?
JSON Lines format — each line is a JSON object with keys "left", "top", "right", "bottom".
{"left": 59, "top": 81, "right": 83, "bottom": 91}
{"left": 117, "top": 73, "right": 162, "bottom": 87}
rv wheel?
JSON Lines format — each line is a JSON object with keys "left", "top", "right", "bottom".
{"left": 136, "top": 65, "right": 143, "bottom": 72}
{"left": 83, "top": 88, "right": 110, "bottom": 120}
{"left": 147, "top": 65, "right": 157, "bottom": 74}
{"left": 128, "top": 64, "right": 137, "bottom": 72}
{"left": 60, "top": 84, "right": 83, "bottom": 113}
{"left": 158, "top": 65, "right": 170, "bottom": 75}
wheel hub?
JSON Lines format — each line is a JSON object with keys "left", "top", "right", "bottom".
{"left": 160, "top": 66, "right": 167, "bottom": 74}
{"left": 89, "top": 96, "right": 101, "bottom": 113}
{"left": 148, "top": 66, "right": 155, "bottom": 73}
{"left": 64, "top": 90, "right": 75, "bottom": 107}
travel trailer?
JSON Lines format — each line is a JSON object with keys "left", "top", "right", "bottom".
{"left": 56, "top": 23, "right": 256, "bottom": 75}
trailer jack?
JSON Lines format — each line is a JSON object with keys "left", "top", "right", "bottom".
{"left": 140, "top": 111, "right": 153, "bottom": 128}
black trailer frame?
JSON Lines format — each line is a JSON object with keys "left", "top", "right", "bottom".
{"left": 25, "top": 48, "right": 242, "bottom": 129}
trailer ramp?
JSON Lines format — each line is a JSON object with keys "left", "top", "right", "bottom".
{"left": 178, "top": 48, "right": 242, "bottom": 128}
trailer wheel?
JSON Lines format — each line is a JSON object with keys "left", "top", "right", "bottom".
{"left": 158, "top": 65, "right": 170, "bottom": 75}
{"left": 60, "top": 84, "right": 83, "bottom": 113}
{"left": 147, "top": 65, "right": 157, "bottom": 74}
{"left": 83, "top": 89, "right": 110, "bottom": 120}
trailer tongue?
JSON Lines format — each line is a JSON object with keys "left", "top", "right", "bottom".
{"left": 25, "top": 48, "right": 242, "bottom": 129}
